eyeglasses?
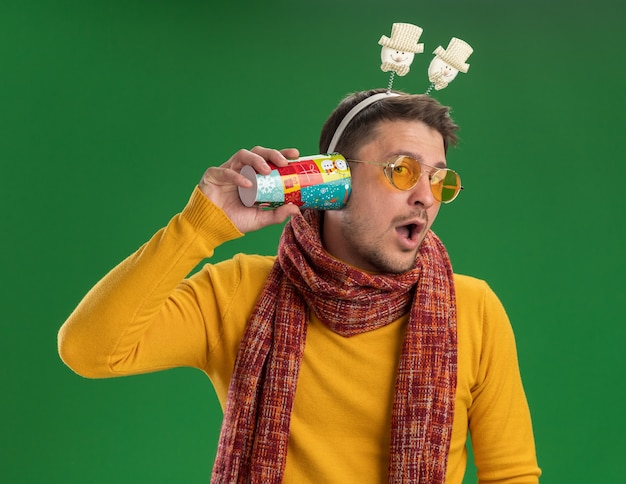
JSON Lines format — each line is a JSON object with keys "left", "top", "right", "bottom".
{"left": 347, "top": 155, "right": 463, "bottom": 203}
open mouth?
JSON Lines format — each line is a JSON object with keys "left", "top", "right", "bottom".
{"left": 397, "top": 223, "right": 419, "bottom": 241}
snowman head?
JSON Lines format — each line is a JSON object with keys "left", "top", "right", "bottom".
{"left": 321, "top": 159, "right": 335, "bottom": 172}
{"left": 428, "top": 57, "right": 460, "bottom": 82}
{"left": 334, "top": 159, "right": 348, "bottom": 171}
{"left": 380, "top": 46, "right": 416, "bottom": 67}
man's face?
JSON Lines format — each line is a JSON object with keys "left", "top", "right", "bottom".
{"left": 322, "top": 119, "right": 446, "bottom": 274}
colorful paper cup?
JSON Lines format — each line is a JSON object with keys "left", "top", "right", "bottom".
{"left": 238, "top": 153, "right": 351, "bottom": 210}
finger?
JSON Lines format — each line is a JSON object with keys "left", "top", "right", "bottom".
{"left": 229, "top": 148, "right": 273, "bottom": 175}
{"left": 201, "top": 165, "right": 252, "bottom": 189}
{"left": 250, "top": 146, "right": 291, "bottom": 168}
{"left": 257, "top": 203, "right": 301, "bottom": 226}
{"left": 280, "top": 148, "right": 300, "bottom": 160}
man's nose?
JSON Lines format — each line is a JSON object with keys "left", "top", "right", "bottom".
{"left": 408, "top": 172, "right": 435, "bottom": 208}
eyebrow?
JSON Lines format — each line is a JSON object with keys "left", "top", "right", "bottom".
{"left": 391, "top": 151, "right": 448, "bottom": 169}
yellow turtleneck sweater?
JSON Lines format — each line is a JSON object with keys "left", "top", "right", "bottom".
{"left": 58, "top": 187, "right": 540, "bottom": 483}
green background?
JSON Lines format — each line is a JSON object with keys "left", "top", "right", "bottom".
{"left": 2, "top": 0, "right": 625, "bottom": 482}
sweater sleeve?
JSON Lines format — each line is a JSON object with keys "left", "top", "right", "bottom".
{"left": 468, "top": 282, "right": 541, "bottom": 483}
{"left": 57, "top": 186, "right": 245, "bottom": 378}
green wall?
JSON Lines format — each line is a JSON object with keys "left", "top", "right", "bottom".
{"left": 2, "top": 0, "right": 625, "bottom": 482}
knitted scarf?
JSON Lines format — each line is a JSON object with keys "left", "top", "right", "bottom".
{"left": 212, "top": 210, "right": 457, "bottom": 483}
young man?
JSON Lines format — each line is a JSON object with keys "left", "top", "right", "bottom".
{"left": 58, "top": 89, "right": 541, "bottom": 483}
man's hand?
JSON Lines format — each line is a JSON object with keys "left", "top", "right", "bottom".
{"left": 198, "top": 146, "right": 302, "bottom": 233}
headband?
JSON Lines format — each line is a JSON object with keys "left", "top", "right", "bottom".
{"left": 326, "top": 22, "right": 473, "bottom": 153}
{"left": 326, "top": 92, "right": 400, "bottom": 153}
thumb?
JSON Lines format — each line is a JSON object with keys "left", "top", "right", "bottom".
{"left": 261, "top": 203, "right": 302, "bottom": 226}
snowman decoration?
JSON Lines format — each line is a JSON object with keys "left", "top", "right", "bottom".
{"left": 378, "top": 23, "right": 424, "bottom": 77}
{"left": 427, "top": 37, "right": 473, "bottom": 91}
{"left": 321, "top": 158, "right": 335, "bottom": 174}
{"left": 334, "top": 158, "right": 348, "bottom": 172}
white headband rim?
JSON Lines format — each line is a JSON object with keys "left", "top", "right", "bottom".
{"left": 326, "top": 92, "right": 401, "bottom": 153}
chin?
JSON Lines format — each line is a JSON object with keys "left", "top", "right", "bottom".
{"left": 371, "top": 255, "right": 417, "bottom": 275}
{"left": 391, "top": 262, "right": 418, "bottom": 274}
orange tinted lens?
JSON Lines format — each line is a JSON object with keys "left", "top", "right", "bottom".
{"left": 430, "top": 169, "right": 461, "bottom": 202}
{"left": 390, "top": 157, "right": 420, "bottom": 189}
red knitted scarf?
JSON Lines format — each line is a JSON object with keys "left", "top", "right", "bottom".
{"left": 212, "top": 210, "right": 457, "bottom": 483}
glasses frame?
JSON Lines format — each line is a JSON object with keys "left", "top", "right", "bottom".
{"left": 347, "top": 155, "right": 463, "bottom": 203}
